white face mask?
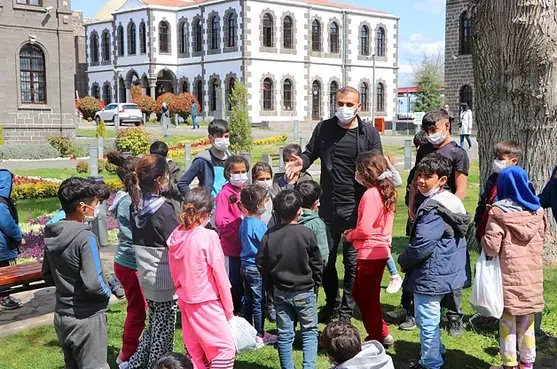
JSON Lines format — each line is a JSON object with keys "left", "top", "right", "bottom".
{"left": 82, "top": 203, "right": 101, "bottom": 223}
{"left": 160, "top": 176, "right": 170, "bottom": 193}
{"left": 418, "top": 179, "right": 442, "bottom": 198}
{"left": 492, "top": 159, "right": 507, "bottom": 174}
{"left": 427, "top": 131, "right": 446, "bottom": 146}
{"left": 256, "top": 180, "right": 273, "bottom": 191}
{"left": 230, "top": 173, "right": 249, "bottom": 187}
{"left": 257, "top": 207, "right": 267, "bottom": 215}
{"left": 213, "top": 138, "right": 230, "bottom": 152}
{"left": 335, "top": 107, "right": 357, "bottom": 125}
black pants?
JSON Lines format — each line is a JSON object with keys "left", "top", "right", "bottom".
{"left": 402, "top": 288, "right": 463, "bottom": 320}
{"left": 323, "top": 214, "right": 358, "bottom": 319}
{"left": 0, "top": 258, "right": 16, "bottom": 297}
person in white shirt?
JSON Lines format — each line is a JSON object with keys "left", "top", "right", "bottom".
{"left": 459, "top": 103, "right": 473, "bottom": 151}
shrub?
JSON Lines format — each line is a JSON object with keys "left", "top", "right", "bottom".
{"left": 78, "top": 96, "right": 102, "bottom": 120}
{"left": 96, "top": 119, "right": 107, "bottom": 138}
{"left": 116, "top": 127, "right": 150, "bottom": 155}
{"left": 130, "top": 85, "right": 142, "bottom": 99}
{"left": 48, "top": 137, "right": 78, "bottom": 157}
{"left": 0, "top": 125, "right": 4, "bottom": 146}
{"left": 0, "top": 144, "right": 59, "bottom": 160}
{"left": 229, "top": 81, "right": 253, "bottom": 153}
{"left": 170, "top": 93, "right": 199, "bottom": 120}
{"left": 74, "top": 139, "right": 117, "bottom": 158}
{"left": 105, "top": 161, "right": 118, "bottom": 174}
{"left": 98, "top": 159, "right": 105, "bottom": 173}
{"left": 76, "top": 160, "right": 89, "bottom": 173}
{"left": 155, "top": 93, "right": 176, "bottom": 115}
{"left": 11, "top": 179, "right": 124, "bottom": 200}
{"left": 133, "top": 95, "right": 156, "bottom": 116}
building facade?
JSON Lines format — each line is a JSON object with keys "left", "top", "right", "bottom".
{"left": 86, "top": 0, "right": 399, "bottom": 125}
{"left": 445, "top": 0, "right": 473, "bottom": 117}
{"left": 0, "top": 0, "right": 76, "bottom": 143}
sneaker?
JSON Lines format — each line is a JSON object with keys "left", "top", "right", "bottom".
{"left": 382, "top": 334, "right": 394, "bottom": 348}
{"left": 386, "top": 274, "right": 403, "bottom": 294}
{"left": 468, "top": 147, "right": 473, "bottom": 152}
{"left": 519, "top": 362, "right": 534, "bottom": 369}
{"left": 399, "top": 315, "right": 417, "bottom": 331}
{"left": 1, "top": 296, "right": 22, "bottom": 310}
{"left": 409, "top": 363, "right": 427, "bottom": 369}
{"left": 448, "top": 316, "right": 465, "bottom": 337}
{"left": 109, "top": 277, "right": 125, "bottom": 300}
{"left": 118, "top": 362, "right": 129, "bottom": 369}
{"left": 263, "top": 332, "right": 278, "bottom": 345}
{"left": 386, "top": 308, "right": 407, "bottom": 324}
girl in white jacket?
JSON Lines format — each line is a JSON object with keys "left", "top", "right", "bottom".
{"left": 459, "top": 103, "right": 473, "bottom": 151}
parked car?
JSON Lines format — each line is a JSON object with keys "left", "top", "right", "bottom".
{"left": 94, "top": 103, "right": 143, "bottom": 126}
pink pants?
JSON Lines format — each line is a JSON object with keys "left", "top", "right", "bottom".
{"left": 179, "top": 299, "right": 236, "bottom": 369}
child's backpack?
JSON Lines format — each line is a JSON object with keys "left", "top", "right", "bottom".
{"left": 0, "top": 196, "right": 20, "bottom": 250}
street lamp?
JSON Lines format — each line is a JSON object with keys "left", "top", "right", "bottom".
{"left": 367, "top": 54, "right": 376, "bottom": 125}
{"left": 114, "top": 68, "right": 124, "bottom": 130}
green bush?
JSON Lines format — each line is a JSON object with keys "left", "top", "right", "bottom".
{"left": 105, "top": 161, "right": 118, "bottom": 174}
{"left": 76, "top": 160, "right": 89, "bottom": 173}
{"left": 116, "top": 127, "right": 150, "bottom": 155}
{"left": 96, "top": 119, "right": 107, "bottom": 138}
{"left": 12, "top": 179, "right": 124, "bottom": 200}
{"left": 74, "top": 139, "right": 117, "bottom": 158}
{"left": 0, "top": 144, "right": 59, "bottom": 160}
{"left": 98, "top": 159, "right": 105, "bottom": 173}
{"left": 79, "top": 96, "right": 102, "bottom": 120}
{"left": 48, "top": 137, "right": 78, "bottom": 157}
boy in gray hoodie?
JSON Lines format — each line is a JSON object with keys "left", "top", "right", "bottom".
{"left": 42, "top": 177, "right": 112, "bottom": 369}
{"left": 320, "top": 321, "right": 394, "bottom": 369}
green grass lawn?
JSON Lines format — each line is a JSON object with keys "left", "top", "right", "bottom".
{"left": 2, "top": 163, "right": 556, "bottom": 368}
{"left": 16, "top": 198, "right": 61, "bottom": 219}
{"left": 76, "top": 128, "right": 205, "bottom": 148}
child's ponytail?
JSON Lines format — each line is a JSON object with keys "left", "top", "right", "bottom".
{"left": 179, "top": 188, "right": 214, "bottom": 230}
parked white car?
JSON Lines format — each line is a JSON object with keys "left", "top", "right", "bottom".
{"left": 94, "top": 103, "right": 143, "bottom": 126}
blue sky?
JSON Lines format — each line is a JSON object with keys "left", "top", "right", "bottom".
{"left": 73, "top": 0, "right": 446, "bottom": 86}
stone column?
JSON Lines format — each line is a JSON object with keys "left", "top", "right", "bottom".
{"left": 125, "top": 81, "right": 132, "bottom": 103}
{"left": 148, "top": 78, "right": 157, "bottom": 100}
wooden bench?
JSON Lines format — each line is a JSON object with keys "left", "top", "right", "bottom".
{"left": 0, "top": 262, "right": 46, "bottom": 295}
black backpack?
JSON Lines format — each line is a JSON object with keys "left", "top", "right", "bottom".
{"left": 0, "top": 196, "right": 21, "bottom": 250}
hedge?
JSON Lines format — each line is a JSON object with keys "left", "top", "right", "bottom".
{"left": 12, "top": 179, "right": 123, "bottom": 200}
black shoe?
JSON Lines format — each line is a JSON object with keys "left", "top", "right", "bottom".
{"left": 386, "top": 308, "right": 407, "bottom": 324}
{"left": 409, "top": 363, "right": 426, "bottom": 369}
{"left": 399, "top": 315, "right": 417, "bottom": 331}
{"left": 0, "top": 296, "right": 22, "bottom": 310}
{"left": 318, "top": 308, "right": 334, "bottom": 324}
{"left": 448, "top": 316, "right": 465, "bottom": 336}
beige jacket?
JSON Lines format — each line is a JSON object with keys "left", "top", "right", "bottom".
{"left": 481, "top": 205, "right": 546, "bottom": 316}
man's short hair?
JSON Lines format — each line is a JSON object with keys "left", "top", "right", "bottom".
{"left": 295, "top": 181, "right": 322, "bottom": 209}
{"left": 208, "top": 119, "right": 229, "bottom": 136}
{"left": 320, "top": 321, "right": 362, "bottom": 364}
{"left": 495, "top": 140, "right": 522, "bottom": 160}
{"left": 283, "top": 144, "right": 302, "bottom": 160}
{"left": 58, "top": 177, "right": 99, "bottom": 214}
{"left": 415, "top": 152, "right": 452, "bottom": 179}
{"left": 273, "top": 189, "right": 302, "bottom": 222}
{"left": 152, "top": 353, "right": 193, "bottom": 369}
{"left": 421, "top": 110, "right": 451, "bottom": 131}
{"left": 94, "top": 180, "right": 111, "bottom": 202}
{"left": 337, "top": 86, "right": 360, "bottom": 100}
{"left": 150, "top": 141, "right": 169, "bottom": 157}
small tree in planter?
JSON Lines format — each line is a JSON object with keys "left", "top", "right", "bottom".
{"left": 228, "top": 81, "right": 253, "bottom": 153}
{"left": 170, "top": 93, "right": 199, "bottom": 122}
{"left": 155, "top": 93, "right": 176, "bottom": 116}
{"left": 78, "top": 96, "right": 102, "bottom": 120}
{"left": 133, "top": 95, "right": 156, "bottom": 117}
{"left": 96, "top": 119, "right": 107, "bottom": 138}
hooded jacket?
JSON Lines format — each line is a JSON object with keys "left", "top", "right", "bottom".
{"left": 109, "top": 191, "right": 136, "bottom": 270}
{"left": 167, "top": 225, "right": 233, "bottom": 319}
{"left": 336, "top": 341, "right": 395, "bottom": 369}
{"left": 538, "top": 164, "right": 557, "bottom": 220}
{"left": 0, "top": 170, "right": 22, "bottom": 261}
{"left": 298, "top": 209, "right": 329, "bottom": 265}
{"left": 482, "top": 203, "right": 546, "bottom": 315}
{"left": 42, "top": 221, "right": 111, "bottom": 318}
{"left": 271, "top": 172, "right": 313, "bottom": 197}
{"left": 178, "top": 149, "right": 228, "bottom": 198}
{"left": 131, "top": 194, "right": 180, "bottom": 302}
{"left": 167, "top": 159, "right": 185, "bottom": 216}
{"left": 215, "top": 183, "right": 243, "bottom": 257}
{"left": 399, "top": 191, "right": 471, "bottom": 296}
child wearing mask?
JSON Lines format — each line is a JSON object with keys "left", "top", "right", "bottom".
{"left": 252, "top": 162, "right": 274, "bottom": 225}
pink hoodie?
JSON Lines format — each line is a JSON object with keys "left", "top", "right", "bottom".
{"left": 167, "top": 225, "right": 233, "bottom": 318}
{"left": 215, "top": 183, "right": 243, "bottom": 257}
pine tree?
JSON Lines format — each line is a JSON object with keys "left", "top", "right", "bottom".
{"left": 412, "top": 68, "right": 444, "bottom": 112}
{"left": 228, "top": 81, "right": 253, "bottom": 153}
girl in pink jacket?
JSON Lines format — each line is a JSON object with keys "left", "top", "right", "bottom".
{"left": 168, "top": 187, "right": 235, "bottom": 369}
{"left": 345, "top": 152, "right": 397, "bottom": 346}
{"left": 215, "top": 155, "right": 250, "bottom": 314}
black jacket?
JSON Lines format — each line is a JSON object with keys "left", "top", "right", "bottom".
{"left": 301, "top": 116, "right": 383, "bottom": 219}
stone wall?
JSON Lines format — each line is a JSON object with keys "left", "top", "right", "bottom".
{"left": 3, "top": 111, "right": 76, "bottom": 144}
{"left": 73, "top": 11, "right": 88, "bottom": 99}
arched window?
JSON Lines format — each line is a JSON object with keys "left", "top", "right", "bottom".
{"left": 20, "top": 44, "right": 46, "bottom": 104}
{"left": 91, "top": 84, "right": 100, "bottom": 99}
{"left": 376, "top": 27, "right": 385, "bottom": 57}
{"left": 312, "top": 20, "right": 321, "bottom": 52}
{"left": 194, "top": 20, "right": 203, "bottom": 53}
{"left": 102, "top": 83, "right": 112, "bottom": 104}
{"left": 283, "top": 16, "right": 293, "bottom": 49}
{"left": 227, "top": 13, "right": 237, "bottom": 47}
{"left": 227, "top": 78, "right": 236, "bottom": 111}
{"left": 159, "top": 21, "right": 170, "bottom": 53}
{"left": 195, "top": 80, "right": 203, "bottom": 110}
{"left": 376, "top": 82, "right": 386, "bottom": 112}
{"left": 182, "top": 81, "right": 189, "bottom": 93}
{"left": 210, "top": 16, "right": 219, "bottom": 50}
{"left": 117, "top": 25, "right": 124, "bottom": 56}
{"left": 360, "top": 26, "right": 369, "bottom": 56}
{"left": 179, "top": 21, "right": 187, "bottom": 54}
{"left": 360, "top": 82, "right": 369, "bottom": 111}
{"left": 283, "top": 79, "right": 293, "bottom": 111}
{"left": 460, "top": 85, "right": 473, "bottom": 108}
{"left": 263, "top": 13, "right": 273, "bottom": 48}
{"left": 90, "top": 33, "right": 99, "bottom": 63}
{"left": 263, "top": 78, "right": 273, "bottom": 110}
{"left": 102, "top": 31, "right": 111, "bottom": 62}
{"left": 312, "top": 80, "right": 321, "bottom": 120}
{"left": 329, "top": 81, "right": 339, "bottom": 115}
{"left": 329, "top": 22, "right": 339, "bottom": 54}
{"left": 210, "top": 79, "right": 219, "bottom": 111}
{"left": 139, "top": 21, "right": 147, "bottom": 54}
{"left": 128, "top": 22, "right": 137, "bottom": 55}
{"left": 460, "top": 12, "right": 472, "bottom": 55}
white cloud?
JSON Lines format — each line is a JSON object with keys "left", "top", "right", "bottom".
{"left": 413, "top": 0, "right": 445, "bottom": 14}
{"left": 400, "top": 33, "right": 444, "bottom": 61}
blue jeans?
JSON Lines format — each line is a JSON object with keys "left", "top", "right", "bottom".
{"left": 415, "top": 293, "right": 446, "bottom": 369}
{"left": 241, "top": 264, "right": 264, "bottom": 337}
{"left": 386, "top": 256, "right": 398, "bottom": 275}
{"left": 192, "top": 115, "right": 199, "bottom": 128}
{"left": 460, "top": 134, "right": 472, "bottom": 149}
{"left": 274, "top": 289, "right": 318, "bottom": 369}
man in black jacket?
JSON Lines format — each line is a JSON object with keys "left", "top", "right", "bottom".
{"left": 286, "top": 86, "right": 383, "bottom": 322}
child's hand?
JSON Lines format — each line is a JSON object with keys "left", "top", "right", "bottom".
{"left": 20, "top": 238, "right": 26, "bottom": 246}
{"left": 343, "top": 229, "right": 352, "bottom": 238}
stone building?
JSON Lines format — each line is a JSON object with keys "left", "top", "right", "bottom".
{"left": 444, "top": 0, "right": 474, "bottom": 118}
{"left": 0, "top": 0, "right": 76, "bottom": 143}
{"left": 86, "top": 0, "right": 399, "bottom": 126}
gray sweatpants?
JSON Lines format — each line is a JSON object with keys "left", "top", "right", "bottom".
{"left": 54, "top": 312, "right": 110, "bottom": 369}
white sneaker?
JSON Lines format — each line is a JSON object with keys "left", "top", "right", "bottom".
{"left": 255, "top": 335, "right": 265, "bottom": 349}
{"left": 118, "top": 362, "right": 129, "bottom": 369}
{"left": 386, "top": 274, "right": 403, "bottom": 294}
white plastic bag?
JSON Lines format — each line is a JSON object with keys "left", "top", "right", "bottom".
{"left": 229, "top": 316, "right": 258, "bottom": 353}
{"left": 470, "top": 251, "right": 504, "bottom": 318}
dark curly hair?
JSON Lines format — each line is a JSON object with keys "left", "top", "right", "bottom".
{"left": 355, "top": 151, "right": 397, "bottom": 212}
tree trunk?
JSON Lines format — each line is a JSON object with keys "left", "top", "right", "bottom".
{"left": 470, "top": 0, "right": 557, "bottom": 263}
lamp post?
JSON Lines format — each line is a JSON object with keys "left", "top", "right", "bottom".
{"left": 367, "top": 54, "right": 376, "bottom": 125}
{"left": 114, "top": 68, "right": 124, "bottom": 130}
